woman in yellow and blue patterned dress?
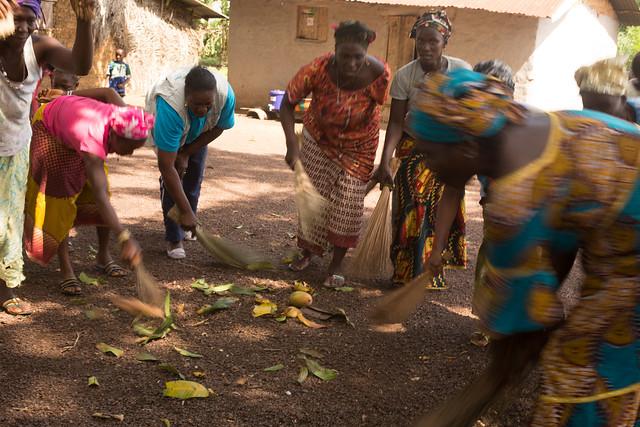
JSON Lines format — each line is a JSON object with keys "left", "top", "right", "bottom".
{"left": 408, "top": 69, "right": 640, "bottom": 426}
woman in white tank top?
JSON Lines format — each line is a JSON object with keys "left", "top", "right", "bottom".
{"left": 0, "top": 0, "right": 95, "bottom": 315}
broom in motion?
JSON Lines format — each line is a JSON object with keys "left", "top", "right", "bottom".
{"left": 347, "top": 159, "right": 400, "bottom": 280}
{"left": 370, "top": 270, "right": 432, "bottom": 324}
{"left": 167, "top": 206, "right": 273, "bottom": 270}
{"left": 294, "top": 158, "right": 327, "bottom": 241}
{"left": 0, "top": 6, "right": 14, "bottom": 40}
{"left": 69, "top": 0, "right": 96, "bottom": 21}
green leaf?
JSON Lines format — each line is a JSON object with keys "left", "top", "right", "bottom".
{"left": 263, "top": 364, "right": 284, "bottom": 372}
{"left": 163, "top": 292, "right": 172, "bottom": 318}
{"left": 69, "top": 297, "right": 88, "bottom": 306}
{"left": 274, "top": 315, "right": 287, "bottom": 323}
{"left": 334, "top": 286, "right": 354, "bottom": 293}
{"left": 229, "top": 285, "right": 256, "bottom": 296}
{"left": 210, "top": 283, "right": 234, "bottom": 293}
{"left": 163, "top": 380, "right": 210, "bottom": 399}
{"left": 138, "top": 293, "right": 175, "bottom": 345}
{"left": 136, "top": 352, "right": 160, "bottom": 362}
{"left": 173, "top": 346, "right": 203, "bottom": 358}
{"left": 297, "top": 366, "right": 309, "bottom": 384}
{"left": 336, "top": 308, "right": 355, "bottom": 328}
{"left": 190, "top": 278, "right": 210, "bottom": 292}
{"left": 158, "top": 363, "right": 185, "bottom": 380}
{"left": 305, "top": 357, "right": 337, "bottom": 381}
{"left": 88, "top": 376, "right": 99, "bottom": 387}
{"left": 84, "top": 309, "right": 104, "bottom": 320}
{"left": 299, "top": 348, "right": 324, "bottom": 359}
{"left": 79, "top": 272, "right": 101, "bottom": 286}
{"left": 132, "top": 323, "right": 155, "bottom": 337}
{"left": 196, "top": 297, "right": 238, "bottom": 315}
{"left": 161, "top": 419, "right": 171, "bottom": 427}
{"left": 96, "top": 343, "right": 124, "bottom": 358}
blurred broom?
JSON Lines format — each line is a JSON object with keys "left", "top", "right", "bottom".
{"left": 0, "top": 9, "right": 14, "bottom": 40}
{"left": 110, "top": 256, "right": 165, "bottom": 319}
{"left": 167, "top": 206, "right": 273, "bottom": 270}
{"left": 294, "top": 158, "right": 327, "bottom": 241}
{"left": 347, "top": 159, "right": 400, "bottom": 280}
{"left": 370, "top": 270, "right": 432, "bottom": 324}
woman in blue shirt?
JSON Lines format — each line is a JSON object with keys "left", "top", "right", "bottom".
{"left": 146, "top": 66, "right": 235, "bottom": 259}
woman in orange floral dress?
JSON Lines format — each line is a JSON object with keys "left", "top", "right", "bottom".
{"left": 280, "top": 21, "right": 390, "bottom": 287}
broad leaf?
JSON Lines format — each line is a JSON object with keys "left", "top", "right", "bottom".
{"left": 192, "top": 371, "right": 206, "bottom": 378}
{"left": 334, "top": 286, "right": 354, "bottom": 293}
{"left": 136, "top": 352, "right": 160, "bottom": 362}
{"left": 263, "top": 364, "right": 284, "bottom": 372}
{"left": 299, "top": 348, "right": 324, "bottom": 359}
{"left": 79, "top": 272, "right": 101, "bottom": 286}
{"left": 197, "top": 297, "right": 238, "bottom": 315}
{"left": 88, "top": 376, "right": 99, "bottom": 387}
{"left": 293, "top": 281, "right": 313, "bottom": 293}
{"left": 252, "top": 297, "right": 277, "bottom": 317}
{"left": 305, "top": 358, "right": 337, "bottom": 381}
{"left": 173, "top": 346, "right": 203, "bottom": 358}
{"left": 163, "top": 380, "right": 210, "bottom": 399}
{"left": 92, "top": 413, "right": 124, "bottom": 421}
{"left": 96, "top": 343, "right": 124, "bottom": 358}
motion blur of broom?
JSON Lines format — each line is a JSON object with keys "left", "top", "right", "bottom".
{"left": 69, "top": 0, "right": 95, "bottom": 21}
{"left": 347, "top": 159, "right": 400, "bottom": 280}
{"left": 167, "top": 206, "right": 273, "bottom": 270}
{"left": 110, "top": 254, "right": 166, "bottom": 319}
{"left": 293, "top": 157, "right": 327, "bottom": 241}
{"left": 0, "top": 7, "right": 14, "bottom": 40}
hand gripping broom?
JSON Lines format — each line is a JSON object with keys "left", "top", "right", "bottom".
{"left": 347, "top": 159, "right": 400, "bottom": 280}
{"left": 167, "top": 206, "right": 273, "bottom": 270}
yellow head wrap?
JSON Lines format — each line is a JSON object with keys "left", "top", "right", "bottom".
{"left": 574, "top": 57, "right": 628, "bottom": 96}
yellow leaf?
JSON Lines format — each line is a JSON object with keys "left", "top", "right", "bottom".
{"left": 163, "top": 380, "right": 210, "bottom": 399}
{"left": 296, "top": 312, "right": 326, "bottom": 329}
{"left": 293, "top": 281, "right": 313, "bottom": 293}
{"left": 88, "top": 376, "right": 99, "bottom": 387}
{"left": 192, "top": 371, "right": 206, "bottom": 378}
{"left": 96, "top": 343, "right": 124, "bottom": 358}
{"left": 252, "top": 297, "right": 278, "bottom": 317}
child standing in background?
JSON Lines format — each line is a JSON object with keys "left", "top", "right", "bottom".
{"left": 107, "top": 49, "right": 131, "bottom": 97}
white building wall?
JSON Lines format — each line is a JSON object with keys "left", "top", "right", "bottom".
{"left": 524, "top": 1, "right": 618, "bottom": 110}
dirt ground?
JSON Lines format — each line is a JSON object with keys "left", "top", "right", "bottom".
{"left": 0, "top": 116, "right": 582, "bottom": 427}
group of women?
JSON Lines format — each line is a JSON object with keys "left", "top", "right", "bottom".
{"left": 281, "top": 11, "right": 640, "bottom": 427}
{"left": 1, "top": 0, "right": 638, "bottom": 424}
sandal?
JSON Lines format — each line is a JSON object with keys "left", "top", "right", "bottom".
{"left": 470, "top": 331, "right": 490, "bottom": 347}
{"left": 96, "top": 261, "right": 129, "bottom": 277}
{"left": 2, "top": 298, "right": 33, "bottom": 316}
{"left": 322, "top": 274, "right": 346, "bottom": 289}
{"left": 289, "top": 254, "right": 312, "bottom": 272}
{"left": 60, "top": 278, "right": 83, "bottom": 296}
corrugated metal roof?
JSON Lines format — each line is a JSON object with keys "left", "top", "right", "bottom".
{"left": 348, "top": 0, "right": 640, "bottom": 24}
{"left": 347, "top": 0, "right": 567, "bottom": 18}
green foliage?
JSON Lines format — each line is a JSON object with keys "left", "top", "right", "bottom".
{"left": 200, "top": 0, "right": 230, "bottom": 68}
{"left": 618, "top": 26, "right": 640, "bottom": 62}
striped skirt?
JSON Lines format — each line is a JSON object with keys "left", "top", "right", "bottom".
{"left": 297, "top": 129, "right": 367, "bottom": 256}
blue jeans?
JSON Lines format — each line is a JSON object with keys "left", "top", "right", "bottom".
{"left": 160, "top": 145, "right": 208, "bottom": 243}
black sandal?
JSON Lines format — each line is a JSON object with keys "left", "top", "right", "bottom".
{"left": 96, "top": 261, "right": 129, "bottom": 277}
{"left": 59, "top": 278, "right": 83, "bottom": 296}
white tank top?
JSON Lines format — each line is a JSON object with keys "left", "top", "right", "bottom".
{"left": 0, "top": 36, "right": 43, "bottom": 156}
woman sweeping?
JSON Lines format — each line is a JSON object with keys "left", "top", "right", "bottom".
{"left": 280, "top": 20, "right": 390, "bottom": 288}
{"left": 24, "top": 90, "right": 154, "bottom": 295}
{"left": 0, "top": 0, "right": 95, "bottom": 314}
{"left": 374, "top": 11, "right": 469, "bottom": 288}
{"left": 409, "top": 68, "right": 640, "bottom": 427}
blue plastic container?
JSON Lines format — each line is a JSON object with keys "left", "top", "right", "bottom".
{"left": 269, "top": 90, "right": 286, "bottom": 112}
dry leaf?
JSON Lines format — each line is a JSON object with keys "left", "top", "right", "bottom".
{"left": 293, "top": 281, "right": 314, "bottom": 293}
{"left": 136, "top": 352, "right": 160, "bottom": 362}
{"left": 88, "top": 376, "right": 99, "bottom": 387}
{"left": 299, "top": 348, "right": 324, "bottom": 359}
{"left": 305, "top": 358, "right": 337, "bottom": 381}
{"left": 92, "top": 413, "right": 124, "bottom": 422}
{"left": 174, "top": 346, "right": 203, "bottom": 358}
{"left": 192, "top": 371, "right": 206, "bottom": 378}
{"left": 96, "top": 343, "right": 124, "bottom": 358}
{"left": 158, "top": 363, "right": 186, "bottom": 380}
{"left": 297, "top": 366, "right": 309, "bottom": 384}
{"left": 163, "top": 380, "right": 210, "bottom": 399}
{"left": 252, "top": 297, "right": 278, "bottom": 317}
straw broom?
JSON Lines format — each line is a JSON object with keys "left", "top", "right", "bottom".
{"left": 0, "top": 9, "right": 14, "bottom": 40}
{"left": 294, "top": 158, "right": 327, "bottom": 241}
{"left": 370, "top": 270, "right": 432, "bottom": 324}
{"left": 167, "top": 206, "right": 273, "bottom": 270}
{"left": 347, "top": 159, "right": 400, "bottom": 280}
{"left": 110, "top": 253, "right": 166, "bottom": 319}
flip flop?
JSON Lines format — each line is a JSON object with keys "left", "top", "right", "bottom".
{"left": 59, "top": 278, "right": 83, "bottom": 296}
{"left": 322, "top": 274, "right": 346, "bottom": 289}
{"left": 2, "top": 298, "right": 33, "bottom": 316}
{"left": 288, "top": 254, "right": 312, "bottom": 272}
{"left": 166, "top": 247, "right": 186, "bottom": 260}
{"left": 96, "top": 261, "right": 129, "bottom": 277}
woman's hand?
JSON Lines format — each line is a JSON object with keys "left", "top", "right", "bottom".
{"left": 372, "top": 161, "right": 394, "bottom": 188}
{"left": 0, "top": 0, "right": 16, "bottom": 19}
{"left": 180, "top": 209, "right": 197, "bottom": 232}
{"left": 70, "top": 0, "right": 97, "bottom": 21}
{"left": 426, "top": 251, "right": 444, "bottom": 278}
{"left": 120, "top": 237, "right": 142, "bottom": 267}
{"left": 175, "top": 152, "right": 189, "bottom": 177}
{"left": 284, "top": 144, "right": 299, "bottom": 171}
